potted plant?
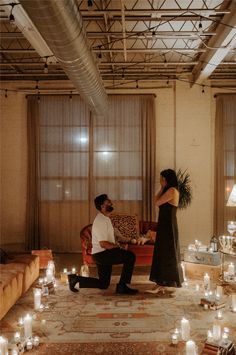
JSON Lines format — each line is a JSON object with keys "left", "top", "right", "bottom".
{"left": 176, "top": 169, "right": 193, "bottom": 209}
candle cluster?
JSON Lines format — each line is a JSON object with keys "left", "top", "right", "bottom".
{"left": 170, "top": 318, "right": 197, "bottom": 355}
{"left": 207, "top": 323, "right": 230, "bottom": 346}
{"left": 0, "top": 314, "right": 40, "bottom": 354}
{"left": 0, "top": 261, "right": 56, "bottom": 354}
{"left": 60, "top": 266, "right": 79, "bottom": 283}
{"left": 224, "top": 262, "right": 236, "bottom": 282}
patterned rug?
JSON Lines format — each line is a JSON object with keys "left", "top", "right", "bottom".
{"left": 0, "top": 276, "right": 236, "bottom": 354}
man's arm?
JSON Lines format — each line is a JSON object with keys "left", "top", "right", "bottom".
{"left": 99, "top": 240, "right": 119, "bottom": 249}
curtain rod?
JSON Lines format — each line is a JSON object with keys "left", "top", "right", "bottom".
{"left": 108, "top": 93, "right": 157, "bottom": 97}
{"left": 25, "top": 92, "right": 157, "bottom": 98}
{"left": 214, "top": 93, "right": 236, "bottom": 98}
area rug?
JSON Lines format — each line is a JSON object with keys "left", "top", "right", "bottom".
{"left": 0, "top": 276, "right": 235, "bottom": 354}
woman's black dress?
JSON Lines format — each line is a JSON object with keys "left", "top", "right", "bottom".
{"left": 149, "top": 202, "right": 183, "bottom": 287}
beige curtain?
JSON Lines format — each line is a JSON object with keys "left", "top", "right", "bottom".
{"left": 214, "top": 94, "right": 236, "bottom": 236}
{"left": 26, "top": 94, "right": 155, "bottom": 252}
{"left": 26, "top": 96, "right": 40, "bottom": 250}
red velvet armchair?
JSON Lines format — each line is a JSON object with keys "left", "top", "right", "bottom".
{"left": 80, "top": 218, "right": 157, "bottom": 267}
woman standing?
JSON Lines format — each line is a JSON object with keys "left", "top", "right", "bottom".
{"left": 148, "top": 169, "right": 183, "bottom": 293}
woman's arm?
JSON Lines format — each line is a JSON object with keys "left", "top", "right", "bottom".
{"left": 155, "top": 187, "right": 178, "bottom": 207}
{"left": 154, "top": 187, "right": 164, "bottom": 204}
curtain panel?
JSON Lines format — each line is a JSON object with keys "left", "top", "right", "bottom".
{"left": 214, "top": 94, "right": 236, "bottom": 236}
{"left": 26, "top": 94, "right": 156, "bottom": 252}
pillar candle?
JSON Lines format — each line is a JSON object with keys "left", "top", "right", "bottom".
{"left": 181, "top": 262, "right": 186, "bottom": 281}
{"left": 232, "top": 294, "right": 236, "bottom": 310}
{"left": 216, "top": 285, "right": 223, "bottom": 297}
{"left": 14, "top": 332, "right": 20, "bottom": 343}
{"left": 181, "top": 317, "right": 190, "bottom": 341}
{"left": 186, "top": 340, "right": 196, "bottom": 355}
{"left": 228, "top": 263, "right": 235, "bottom": 276}
{"left": 171, "top": 334, "right": 178, "bottom": 344}
{"left": 33, "top": 336, "right": 40, "bottom": 347}
{"left": 47, "top": 261, "right": 55, "bottom": 275}
{"left": 34, "top": 288, "right": 41, "bottom": 310}
{"left": 12, "top": 348, "right": 19, "bottom": 355}
{"left": 0, "top": 336, "right": 8, "bottom": 355}
{"left": 71, "top": 267, "right": 76, "bottom": 274}
{"left": 46, "top": 268, "right": 53, "bottom": 282}
{"left": 26, "top": 340, "right": 33, "bottom": 350}
{"left": 203, "top": 273, "right": 210, "bottom": 290}
{"left": 24, "top": 313, "right": 32, "bottom": 339}
{"left": 212, "top": 323, "right": 221, "bottom": 341}
{"left": 207, "top": 330, "right": 213, "bottom": 342}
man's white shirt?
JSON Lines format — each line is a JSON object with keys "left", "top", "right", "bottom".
{"left": 91, "top": 212, "right": 115, "bottom": 254}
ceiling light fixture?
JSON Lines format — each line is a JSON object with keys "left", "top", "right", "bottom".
{"left": 9, "top": 3, "right": 16, "bottom": 28}
{"left": 198, "top": 17, "right": 203, "bottom": 34}
{"left": 44, "top": 57, "right": 49, "bottom": 74}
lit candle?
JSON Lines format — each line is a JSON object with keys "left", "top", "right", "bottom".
{"left": 186, "top": 340, "right": 196, "bottom": 355}
{"left": 204, "top": 273, "right": 210, "bottom": 290}
{"left": 47, "top": 260, "right": 55, "bottom": 275}
{"left": 71, "top": 267, "right": 76, "bottom": 274}
{"left": 33, "top": 336, "right": 40, "bottom": 347}
{"left": 26, "top": 340, "right": 33, "bottom": 350}
{"left": 46, "top": 268, "right": 53, "bottom": 282}
{"left": 232, "top": 294, "right": 236, "bottom": 309}
{"left": 212, "top": 323, "right": 221, "bottom": 341}
{"left": 222, "top": 332, "right": 228, "bottom": 344}
{"left": 63, "top": 268, "right": 68, "bottom": 273}
{"left": 38, "top": 277, "right": 44, "bottom": 285}
{"left": 24, "top": 313, "right": 32, "bottom": 339}
{"left": 18, "top": 317, "right": 24, "bottom": 327}
{"left": 0, "top": 336, "right": 8, "bottom": 355}
{"left": 34, "top": 288, "right": 41, "bottom": 310}
{"left": 216, "top": 285, "right": 223, "bottom": 297}
{"left": 216, "top": 310, "right": 223, "bottom": 320}
{"left": 181, "top": 262, "right": 186, "bottom": 281}
{"left": 215, "top": 292, "right": 221, "bottom": 302}
{"left": 228, "top": 263, "right": 235, "bottom": 276}
{"left": 181, "top": 317, "right": 190, "bottom": 341}
{"left": 171, "top": 334, "right": 178, "bottom": 345}
{"left": 12, "top": 348, "right": 19, "bottom": 355}
{"left": 195, "top": 284, "right": 200, "bottom": 292}
{"left": 223, "top": 327, "right": 229, "bottom": 335}
{"left": 207, "top": 330, "right": 213, "bottom": 342}
{"left": 14, "top": 332, "right": 20, "bottom": 343}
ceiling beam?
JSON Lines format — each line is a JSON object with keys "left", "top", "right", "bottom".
{"left": 80, "top": 9, "right": 229, "bottom": 16}
{"left": 192, "top": 2, "right": 236, "bottom": 85}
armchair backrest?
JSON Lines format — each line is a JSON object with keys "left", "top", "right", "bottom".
{"left": 80, "top": 224, "right": 92, "bottom": 255}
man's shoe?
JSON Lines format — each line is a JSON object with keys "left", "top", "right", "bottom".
{"left": 68, "top": 274, "right": 79, "bottom": 293}
{"left": 116, "top": 283, "right": 138, "bottom": 295}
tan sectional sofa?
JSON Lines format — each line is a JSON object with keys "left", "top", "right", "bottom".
{"left": 0, "top": 254, "right": 39, "bottom": 320}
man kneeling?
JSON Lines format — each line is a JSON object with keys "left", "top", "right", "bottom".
{"left": 68, "top": 194, "right": 138, "bottom": 295}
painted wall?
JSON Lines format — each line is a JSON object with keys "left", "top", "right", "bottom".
{"left": 0, "top": 81, "right": 225, "bottom": 251}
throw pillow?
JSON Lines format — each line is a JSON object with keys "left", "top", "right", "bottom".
{"left": 110, "top": 214, "right": 139, "bottom": 240}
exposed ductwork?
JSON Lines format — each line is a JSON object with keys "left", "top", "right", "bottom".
{"left": 19, "top": 0, "right": 108, "bottom": 115}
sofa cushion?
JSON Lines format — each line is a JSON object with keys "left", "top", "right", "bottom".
{"left": 0, "top": 266, "right": 23, "bottom": 320}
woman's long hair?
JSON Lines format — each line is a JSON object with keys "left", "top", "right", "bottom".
{"left": 160, "top": 169, "right": 178, "bottom": 194}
